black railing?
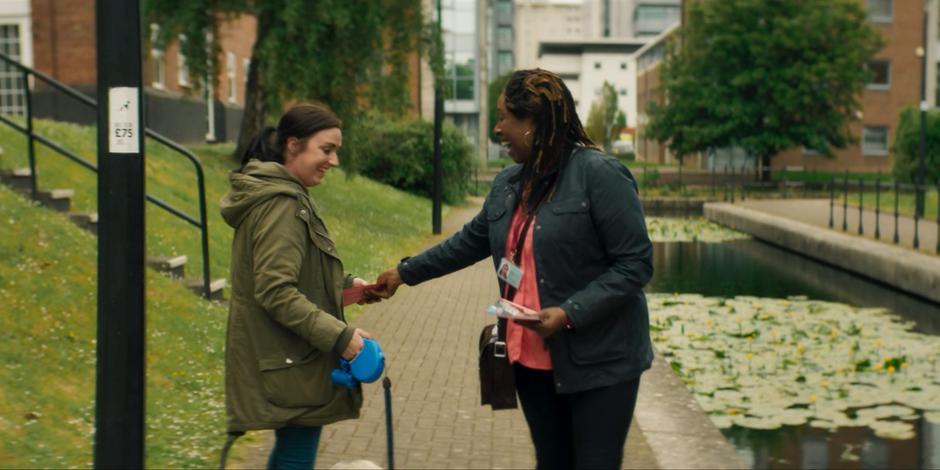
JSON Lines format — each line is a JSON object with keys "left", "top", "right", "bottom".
{"left": 0, "top": 53, "right": 212, "bottom": 297}
{"left": 825, "top": 173, "right": 940, "bottom": 255}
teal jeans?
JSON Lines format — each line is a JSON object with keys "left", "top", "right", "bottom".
{"left": 267, "top": 426, "right": 322, "bottom": 470}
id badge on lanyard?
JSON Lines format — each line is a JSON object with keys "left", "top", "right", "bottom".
{"left": 497, "top": 256, "right": 523, "bottom": 289}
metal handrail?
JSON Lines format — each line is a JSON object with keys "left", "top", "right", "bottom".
{"left": 0, "top": 53, "right": 212, "bottom": 297}
{"left": 828, "top": 174, "right": 939, "bottom": 254}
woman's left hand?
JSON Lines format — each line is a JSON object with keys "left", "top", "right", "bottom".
{"left": 521, "top": 307, "right": 568, "bottom": 338}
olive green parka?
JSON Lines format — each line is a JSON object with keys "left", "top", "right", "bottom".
{"left": 220, "top": 160, "right": 361, "bottom": 432}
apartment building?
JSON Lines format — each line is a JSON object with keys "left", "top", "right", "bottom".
{"left": 3, "top": 0, "right": 429, "bottom": 144}
{"left": 635, "top": 0, "right": 934, "bottom": 173}
{"left": 538, "top": 38, "right": 645, "bottom": 128}
{"left": 17, "top": 0, "right": 256, "bottom": 143}
{"left": 582, "top": 0, "right": 681, "bottom": 38}
{"left": 774, "top": 0, "right": 927, "bottom": 172}
{"left": 634, "top": 23, "right": 676, "bottom": 164}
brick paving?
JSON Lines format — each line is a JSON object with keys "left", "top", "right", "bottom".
{"left": 231, "top": 199, "right": 660, "bottom": 469}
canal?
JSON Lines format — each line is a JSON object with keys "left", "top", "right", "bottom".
{"left": 645, "top": 237, "right": 940, "bottom": 469}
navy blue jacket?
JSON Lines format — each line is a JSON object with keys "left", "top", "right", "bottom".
{"left": 399, "top": 148, "right": 654, "bottom": 393}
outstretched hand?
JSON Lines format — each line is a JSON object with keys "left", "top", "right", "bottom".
{"left": 352, "top": 277, "right": 382, "bottom": 305}
{"left": 373, "top": 267, "right": 404, "bottom": 299}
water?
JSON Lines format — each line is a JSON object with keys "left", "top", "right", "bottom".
{"left": 645, "top": 239, "right": 940, "bottom": 469}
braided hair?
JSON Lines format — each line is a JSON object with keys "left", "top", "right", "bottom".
{"left": 502, "top": 69, "right": 598, "bottom": 211}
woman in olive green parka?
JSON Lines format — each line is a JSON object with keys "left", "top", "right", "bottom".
{"left": 220, "top": 103, "right": 373, "bottom": 468}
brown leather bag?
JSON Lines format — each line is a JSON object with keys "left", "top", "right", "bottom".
{"left": 478, "top": 318, "right": 517, "bottom": 409}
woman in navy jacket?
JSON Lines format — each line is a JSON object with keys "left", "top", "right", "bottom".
{"left": 376, "top": 69, "right": 654, "bottom": 469}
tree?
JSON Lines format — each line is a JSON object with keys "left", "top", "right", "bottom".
{"left": 487, "top": 72, "right": 512, "bottom": 143}
{"left": 584, "top": 81, "right": 626, "bottom": 153}
{"left": 892, "top": 106, "right": 940, "bottom": 185}
{"left": 144, "top": 0, "right": 424, "bottom": 164}
{"left": 644, "top": 0, "right": 883, "bottom": 181}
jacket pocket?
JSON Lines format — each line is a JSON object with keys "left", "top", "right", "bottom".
{"left": 294, "top": 201, "right": 340, "bottom": 259}
{"left": 550, "top": 198, "right": 590, "bottom": 215}
{"left": 564, "top": 313, "right": 629, "bottom": 365}
{"left": 258, "top": 348, "right": 334, "bottom": 408}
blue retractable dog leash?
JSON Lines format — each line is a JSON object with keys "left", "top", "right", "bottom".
{"left": 331, "top": 338, "right": 394, "bottom": 470}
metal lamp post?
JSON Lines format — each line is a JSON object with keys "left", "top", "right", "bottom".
{"left": 432, "top": 0, "right": 443, "bottom": 235}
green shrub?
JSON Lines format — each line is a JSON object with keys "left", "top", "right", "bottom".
{"left": 346, "top": 113, "right": 474, "bottom": 204}
{"left": 892, "top": 106, "right": 940, "bottom": 184}
{"left": 640, "top": 167, "right": 661, "bottom": 188}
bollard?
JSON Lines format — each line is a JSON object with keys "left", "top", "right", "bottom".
{"left": 829, "top": 176, "right": 835, "bottom": 228}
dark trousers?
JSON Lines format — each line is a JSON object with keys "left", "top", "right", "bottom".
{"left": 514, "top": 364, "right": 641, "bottom": 470}
{"left": 267, "top": 426, "right": 322, "bottom": 470}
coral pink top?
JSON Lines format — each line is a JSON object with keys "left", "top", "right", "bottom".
{"left": 504, "top": 208, "right": 552, "bottom": 371}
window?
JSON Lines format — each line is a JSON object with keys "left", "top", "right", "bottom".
{"left": 177, "top": 35, "right": 190, "bottom": 87}
{"left": 152, "top": 52, "right": 165, "bottom": 89}
{"left": 497, "top": 51, "right": 512, "bottom": 76}
{"left": 867, "top": 0, "right": 892, "bottom": 23}
{"left": 226, "top": 52, "right": 237, "bottom": 103}
{"left": 243, "top": 58, "right": 251, "bottom": 85}
{"left": 496, "top": 26, "right": 512, "bottom": 50}
{"left": 862, "top": 126, "right": 889, "bottom": 156}
{"left": 0, "top": 23, "right": 25, "bottom": 116}
{"left": 150, "top": 24, "right": 165, "bottom": 90}
{"left": 865, "top": 60, "right": 890, "bottom": 89}
{"left": 495, "top": 1, "right": 511, "bottom": 20}
{"left": 594, "top": 62, "right": 601, "bottom": 70}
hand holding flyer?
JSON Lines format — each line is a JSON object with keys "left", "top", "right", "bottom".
{"left": 342, "top": 284, "right": 380, "bottom": 306}
{"left": 486, "top": 298, "right": 541, "bottom": 323}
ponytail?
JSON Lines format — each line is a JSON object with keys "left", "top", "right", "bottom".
{"left": 239, "top": 126, "right": 280, "bottom": 168}
{"left": 238, "top": 103, "right": 342, "bottom": 170}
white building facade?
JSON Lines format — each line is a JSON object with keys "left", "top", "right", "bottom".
{"left": 537, "top": 39, "right": 645, "bottom": 128}
{"left": 513, "top": 0, "right": 587, "bottom": 70}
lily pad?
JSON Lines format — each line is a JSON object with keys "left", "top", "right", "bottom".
{"left": 646, "top": 217, "right": 750, "bottom": 243}
{"left": 869, "top": 420, "right": 916, "bottom": 440}
{"left": 648, "top": 293, "right": 940, "bottom": 436}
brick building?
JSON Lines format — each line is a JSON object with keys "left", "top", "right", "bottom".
{"left": 21, "top": 0, "right": 256, "bottom": 143}
{"left": 635, "top": 0, "right": 933, "bottom": 174}
{"left": 1, "top": 0, "right": 428, "bottom": 144}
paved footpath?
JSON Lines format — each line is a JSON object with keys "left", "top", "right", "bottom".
{"left": 232, "top": 198, "right": 744, "bottom": 469}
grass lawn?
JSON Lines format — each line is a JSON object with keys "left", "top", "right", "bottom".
{"left": 0, "top": 119, "right": 448, "bottom": 467}
{"left": 0, "top": 120, "right": 442, "bottom": 290}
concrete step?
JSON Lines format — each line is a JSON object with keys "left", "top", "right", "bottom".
{"left": 36, "top": 188, "right": 74, "bottom": 212}
{"left": 68, "top": 211, "right": 98, "bottom": 235}
{"left": 0, "top": 167, "right": 33, "bottom": 193}
{"left": 185, "top": 277, "right": 227, "bottom": 301}
{"left": 146, "top": 255, "right": 187, "bottom": 279}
